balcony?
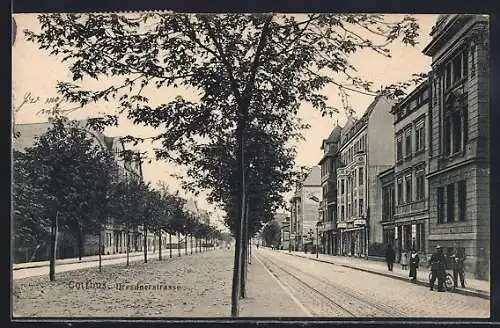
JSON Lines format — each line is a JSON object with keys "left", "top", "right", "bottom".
{"left": 395, "top": 199, "right": 428, "bottom": 216}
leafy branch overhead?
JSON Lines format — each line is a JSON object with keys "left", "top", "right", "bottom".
{"left": 26, "top": 13, "right": 424, "bottom": 234}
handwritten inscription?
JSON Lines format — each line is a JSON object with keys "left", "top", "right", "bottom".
{"left": 16, "top": 91, "right": 80, "bottom": 116}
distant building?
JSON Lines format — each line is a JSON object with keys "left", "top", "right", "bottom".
{"left": 318, "top": 124, "right": 342, "bottom": 255}
{"left": 423, "top": 14, "right": 490, "bottom": 279}
{"left": 336, "top": 95, "right": 395, "bottom": 257}
{"left": 389, "top": 80, "right": 431, "bottom": 260}
{"left": 289, "top": 166, "right": 322, "bottom": 252}
{"left": 274, "top": 212, "right": 290, "bottom": 250}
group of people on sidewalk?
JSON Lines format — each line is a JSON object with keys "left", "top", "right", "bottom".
{"left": 385, "top": 244, "right": 466, "bottom": 292}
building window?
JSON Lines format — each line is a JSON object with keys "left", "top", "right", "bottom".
{"left": 396, "top": 134, "right": 403, "bottom": 162}
{"left": 359, "top": 198, "right": 364, "bottom": 217}
{"left": 415, "top": 120, "right": 425, "bottom": 152}
{"left": 445, "top": 63, "right": 452, "bottom": 89}
{"left": 415, "top": 168, "right": 425, "bottom": 201}
{"left": 358, "top": 167, "right": 364, "bottom": 186}
{"left": 397, "top": 177, "right": 403, "bottom": 205}
{"left": 458, "top": 180, "right": 467, "bottom": 221}
{"left": 405, "top": 129, "right": 412, "bottom": 158}
{"left": 447, "top": 183, "right": 455, "bottom": 223}
{"left": 341, "top": 180, "right": 345, "bottom": 194}
{"left": 444, "top": 95, "right": 468, "bottom": 156}
{"left": 471, "top": 44, "right": 476, "bottom": 77}
{"left": 405, "top": 174, "right": 412, "bottom": 203}
{"left": 437, "top": 187, "right": 444, "bottom": 224}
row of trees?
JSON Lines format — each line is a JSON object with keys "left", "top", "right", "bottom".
{"left": 13, "top": 116, "right": 222, "bottom": 281}
{"left": 26, "top": 13, "right": 424, "bottom": 315}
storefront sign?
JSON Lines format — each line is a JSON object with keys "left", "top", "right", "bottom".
{"left": 354, "top": 219, "right": 366, "bottom": 226}
{"left": 337, "top": 222, "right": 347, "bottom": 229}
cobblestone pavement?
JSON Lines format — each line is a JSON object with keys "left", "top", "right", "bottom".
{"left": 256, "top": 248, "right": 489, "bottom": 318}
{"left": 13, "top": 248, "right": 233, "bottom": 317}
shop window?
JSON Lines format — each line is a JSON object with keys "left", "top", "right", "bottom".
{"left": 358, "top": 167, "right": 364, "bottom": 185}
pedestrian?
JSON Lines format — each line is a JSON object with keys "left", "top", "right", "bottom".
{"left": 256, "top": 243, "right": 259, "bottom": 249}
{"left": 385, "top": 244, "right": 395, "bottom": 271}
{"left": 409, "top": 248, "right": 420, "bottom": 281}
{"left": 429, "top": 245, "right": 446, "bottom": 292}
{"left": 401, "top": 250, "right": 408, "bottom": 270}
{"left": 452, "top": 248, "right": 466, "bottom": 288}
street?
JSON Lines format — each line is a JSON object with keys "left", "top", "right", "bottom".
{"left": 255, "top": 248, "right": 489, "bottom": 318}
{"left": 13, "top": 246, "right": 489, "bottom": 318}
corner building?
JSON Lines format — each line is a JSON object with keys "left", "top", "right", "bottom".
{"left": 423, "top": 15, "right": 490, "bottom": 279}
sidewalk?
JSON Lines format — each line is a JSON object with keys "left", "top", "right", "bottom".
{"left": 279, "top": 250, "right": 490, "bottom": 300}
{"left": 13, "top": 247, "right": 215, "bottom": 270}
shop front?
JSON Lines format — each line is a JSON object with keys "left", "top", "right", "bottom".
{"left": 339, "top": 221, "right": 367, "bottom": 257}
{"left": 393, "top": 218, "right": 427, "bottom": 263}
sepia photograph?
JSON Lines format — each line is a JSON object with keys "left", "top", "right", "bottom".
{"left": 11, "top": 12, "right": 490, "bottom": 319}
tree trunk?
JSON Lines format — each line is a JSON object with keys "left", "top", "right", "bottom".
{"left": 190, "top": 234, "right": 193, "bottom": 255}
{"left": 169, "top": 232, "right": 172, "bottom": 258}
{"left": 49, "top": 212, "right": 59, "bottom": 281}
{"left": 248, "top": 239, "right": 252, "bottom": 264}
{"left": 126, "top": 230, "right": 130, "bottom": 266}
{"left": 98, "top": 229, "right": 102, "bottom": 273}
{"left": 240, "top": 201, "right": 249, "bottom": 298}
{"left": 158, "top": 230, "right": 162, "bottom": 261}
{"left": 185, "top": 234, "right": 188, "bottom": 255}
{"left": 177, "top": 232, "right": 181, "bottom": 257}
{"left": 143, "top": 224, "right": 148, "bottom": 263}
{"left": 77, "top": 224, "right": 83, "bottom": 261}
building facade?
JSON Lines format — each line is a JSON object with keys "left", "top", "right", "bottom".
{"left": 318, "top": 125, "right": 342, "bottom": 255}
{"left": 289, "top": 166, "right": 322, "bottom": 252}
{"left": 337, "top": 95, "right": 395, "bottom": 257}
{"left": 423, "top": 14, "right": 490, "bottom": 279}
{"left": 389, "top": 81, "right": 431, "bottom": 262}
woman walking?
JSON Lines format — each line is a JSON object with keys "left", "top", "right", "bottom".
{"left": 409, "top": 248, "right": 420, "bottom": 281}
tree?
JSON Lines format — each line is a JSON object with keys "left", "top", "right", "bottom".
{"left": 26, "top": 13, "right": 424, "bottom": 311}
{"left": 14, "top": 116, "right": 118, "bottom": 280}
{"left": 262, "top": 220, "right": 281, "bottom": 247}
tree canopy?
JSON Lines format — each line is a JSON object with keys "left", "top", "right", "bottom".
{"left": 25, "top": 12, "right": 425, "bottom": 239}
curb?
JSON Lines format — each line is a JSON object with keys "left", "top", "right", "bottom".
{"left": 12, "top": 248, "right": 216, "bottom": 271}
{"left": 12, "top": 252, "right": 155, "bottom": 270}
{"left": 282, "top": 251, "right": 490, "bottom": 300}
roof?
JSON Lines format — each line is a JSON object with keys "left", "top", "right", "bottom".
{"left": 13, "top": 120, "right": 91, "bottom": 152}
{"left": 302, "top": 166, "right": 321, "bottom": 186}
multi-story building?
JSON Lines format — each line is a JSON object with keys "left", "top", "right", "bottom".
{"left": 317, "top": 124, "right": 342, "bottom": 255}
{"left": 289, "top": 166, "right": 322, "bottom": 252}
{"left": 389, "top": 81, "right": 431, "bottom": 260}
{"left": 423, "top": 14, "right": 490, "bottom": 279}
{"left": 336, "top": 95, "right": 395, "bottom": 257}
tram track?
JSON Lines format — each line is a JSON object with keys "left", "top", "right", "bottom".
{"left": 256, "top": 251, "right": 407, "bottom": 317}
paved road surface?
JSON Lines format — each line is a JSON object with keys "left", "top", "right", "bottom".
{"left": 255, "top": 248, "right": 489, "bottom": 318}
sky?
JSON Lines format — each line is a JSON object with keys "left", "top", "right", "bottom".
{"left": 12, "top": 13, "right": 439, "bottom": 230}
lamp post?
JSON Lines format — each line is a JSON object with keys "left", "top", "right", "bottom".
{"left": 316, "top": 222, "right": 319, "bottom": 258}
